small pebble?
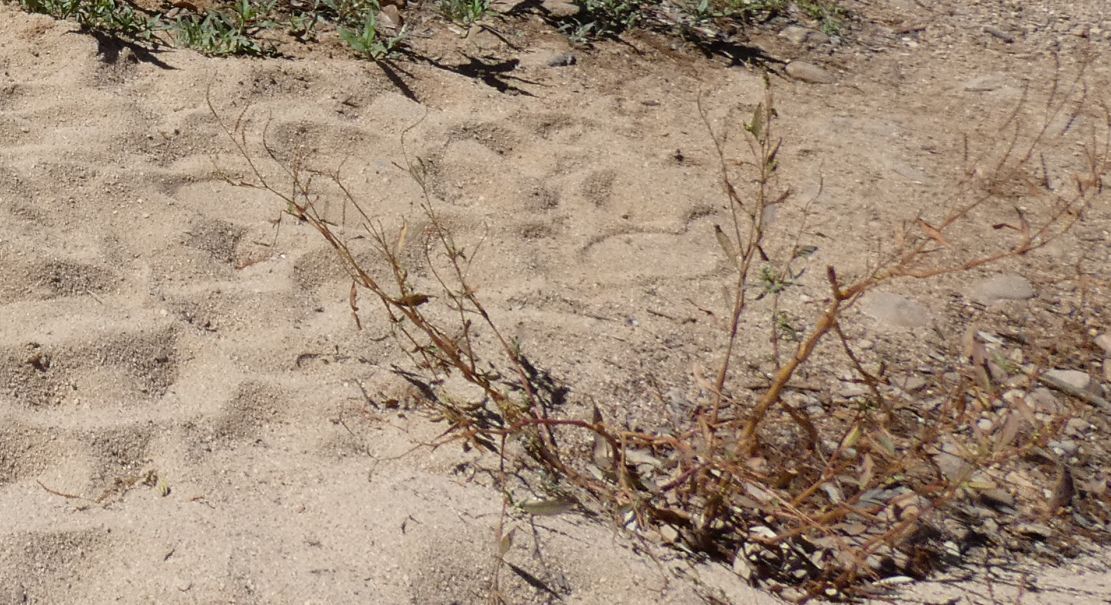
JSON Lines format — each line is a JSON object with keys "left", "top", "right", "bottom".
{"left": 1044, "top": 368, "right": 1100, "bottom": 395}
{"left": 968, "top": 273, "right": 1035, "bottom": 304}
{"left": 860, "top": 292, "right": 932, "bottom": 329}
{"left": 1064, "top": 417, "right": 1088, "bottom": 436}
{"left": 1049, "top": 439, "right": 1078, "bottom": 458}
{"left": 785, "top": 61, "right": 836, "bottom": 84}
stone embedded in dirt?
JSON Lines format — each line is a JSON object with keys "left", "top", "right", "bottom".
{"left": 838, "top": 382, "right": 869, "bottom": 398}
{"left": 1104, "top": 358, "right": 1111, "bottom": 384}
{"left": 1065, "top": 417, "right": 1090, "bottom": 437}
{"left": 1049, "top": 439, "right": 1079, "bottom": 458}
{"left": 967, "top": 273, "right": 1035, "bottom": 304}
{"left": 979, "top": 488, "right": 1015, "bottom": 509}
{"left": 541, "top": 0, "right": 580, "bottom": 17}
{"left": 1028, "top": 388, "right": 1062, "bottom": 413}
{"left": 934, "top": 439, "right": 970, "bottom": 481}
{"left": 378, "top": 5, "right": 402, "bottom": 30}
{"left": 732, "top": 554, "right": 754, "bottom": 581}
{"left": 785, "top": 61, "right": 836, "bottom": 84}
{"left": 983, "top": 26, "right": 1016, "bottom": 43}
{"left": 963, "top": 73, "right": 1011, "bottom": 92}
{"left": 545, "top": 53, "right": 577, "bottom": 67}
{"left": 780, "top": 25, "right": 818, "bottom": 45}
{"left": 1044, "top": 369, "right": 1100, "bottom": 395}
{"left": 895, "top": 375, "right": 928, "bottom": 392}
{"left": 859, "top": 292, "right": 933, "bottom": 329}
{"left": 1014, "top": 523, "right": 1054, "bottom": 540}
{"left": 892, "top": 162, "right": 930, "bottom": 183}
{"left": 1095, "top": 333, "right": 1111, "bottom": 354}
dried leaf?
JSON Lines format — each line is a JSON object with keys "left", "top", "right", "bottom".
{"left": 349, "top": 281, "right": 362, "bottom": 330}
{"left": 916, "top": 218, "right": 949, "bottom": 247}
{"left": 1012, "top": 395, "right": 1037, "bottom": 425}
{"left": 841, "top": 424, "right": 861, "bottom": 449}
{"left": 994, "top": 410, "right": 1022, "bottom": 449}
{"left": 841, "top": 522, "right": 867, "bottom": 536}
{"left": 970, "top": 340, "right": 989, "bottom": 367}
{"left": 393, "top": 293, "right": 431, "bottom": 308}
{"left": 821, "top": 483, "right": 844, "bottom": 504}
{"left": 744, "top": 481, "right": 775, "bottom": 504}
{"left": 1048, "top": 465, "right": 1075, "bottom": 512}
{"left": 792, "top": 244, "right": 819, "bottom": 259}
{"left": 767, "top": 139, "right": 782, "bottom": 167}
{"left": 747, "top": 102, "right": 765, "bottom": 139}
{"left": 713, "top": 225, "right": 738, "bottom": 263}
{"left": 1015, "top": 207, "right": 1031, "bottom": 240}
{"left": 868, "top": 430, "right": 897, "bottom": 458}
{"left": 498, "top": 526, "right": 516, "bottom": 556}
{"left": 858, "top": 453, "right": 874, "bottom": 488}
{"left": 966, "top": 476, "right": 996, "bottom": 490}
{"left": 591, "top": 405, "right": 613, "bottom": 471}
{"left": 396, "top": 222, "right": 409, "bottom": 255}
{"left": 520, "top": 497, "right": 576, "bottom": 516}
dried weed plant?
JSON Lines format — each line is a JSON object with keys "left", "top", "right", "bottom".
{"left": 209, "top": 62, "right": 1109, "bottom": 601}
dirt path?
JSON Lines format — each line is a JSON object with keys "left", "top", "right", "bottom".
{"left": 0, "top": 0, "right": 1107, "bottom": 603}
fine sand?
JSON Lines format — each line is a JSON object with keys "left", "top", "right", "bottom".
{"left": 0, "top": 1, "right": 1108, "bottom": 603}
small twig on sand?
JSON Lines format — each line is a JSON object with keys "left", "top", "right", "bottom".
{"left": 36, "top": 480, "right": 96, "bottom": 504}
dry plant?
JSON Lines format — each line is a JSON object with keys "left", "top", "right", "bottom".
{"left": 208, "top": 62, "right": 1109, "bottom": 601}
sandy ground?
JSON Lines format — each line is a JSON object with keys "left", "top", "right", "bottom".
{"left": 0, "top": 0, "right": 1108, "bottom": 603}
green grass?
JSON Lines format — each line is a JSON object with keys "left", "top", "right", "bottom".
{"left": 172, "top": 0, "right": 280, "bottom": 56}
{"left": 439, "top": 0, "right": 490, "bottom": 26}
{"left": 16, "top": 0, "right": 163, "bottom": 40}
{"left": 338, "top": 6, "right": 406, "bottom": 61}
{"left": 8, "top": 0, "right": 845, "bottom": 59}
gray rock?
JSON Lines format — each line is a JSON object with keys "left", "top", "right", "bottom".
{"left": 1104, "top": 358, "right": 1111, "bottom": 384}
{"left": 733, "top": 554, "right": 754, "bottom": 581}
{"left": 934, "top": 439, "right": 970, "bottom": 481}
{"left": 785, "top": 61, "right": 836, "bottom": 84}
{"left": 378, "top": 4, "right": 402, "bottom": 30}
{"left": 810, "top": 31, "right": 831, "bottom": 46}
{"left": 542, "top": 0, "right": 580, "bottom": 17}
{"left": 860, "top": 292, "right": 933, "bottom": 329}
{"left": 892, "top": 162, "right": 930, "bottom": 183}
{"left": 838, "top": 382, "right": 869, "bottom": 398}
{"left": 545, "top": 52, "right": 577, "bottom": 67}
{"left": 1044, "top": 368, "right": 1101, "bottom": 396}
{"left": 1049, "top": 439, "right": 1079, "bottom": 457}
{"left": 983, "top": 26, "right": 1016, "bottom": 43}
{"left": 979, "top": 488, "right": 1014, "bottom": 508}
{"left": 1065, "top": 417, "right": 1089, "bottom": 436}
{"left": 1094, "top": 333, "right": 1111, "bottom": 354}
{"left": 963, "top": 73, "right": 1011, "bottom": 92}
{"left": 1014, "top": 522, "right": 1053, "bottom": 539}
{"left": 1027, "top": 388, "right": 1061, "bottom": 413}
{"left": 896, "top": 375, "right": 928, "bottom": 392}
{"left": 968, "top": 273, "right": 1035, "bottom": 304}
{"left": 780, "top": 25, "right": 811, "bottom": 44}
